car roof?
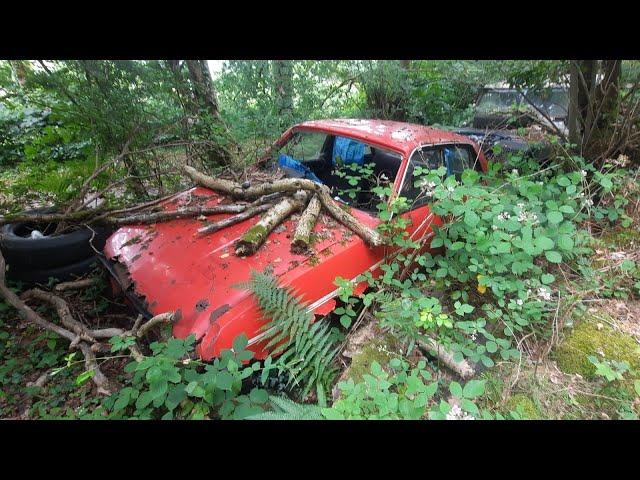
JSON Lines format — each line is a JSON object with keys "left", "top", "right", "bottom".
{"left": 292, "top": 118, "right": 478, "bottom": 157}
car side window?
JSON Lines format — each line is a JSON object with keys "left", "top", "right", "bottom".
{"left": 443, "top": 145, "right": 473, "bottom": 180}
{"left": 400, "top": 144, "right": 479, "bottom": 209}
{"left": 279, "top": 131, "right": 329, "bottom": 163}
{"left": 399, "top": 146, "right": 443, "bottom": 208}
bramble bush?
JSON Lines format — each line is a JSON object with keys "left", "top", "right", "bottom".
{"left": 328, "top": 148, "right": 634, "bottom": 419}
{"left": 98, "top": 334, "right": 269, "bottom": 420}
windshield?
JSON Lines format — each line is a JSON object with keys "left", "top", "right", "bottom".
{"left": 273, "top": 130, "right": 402, "bottom": 212}
{"left": 476, "top": 90, "right": 522, "bottom": 113}
{"left": 528, "top": 88, "right": 569, "bottom": 119}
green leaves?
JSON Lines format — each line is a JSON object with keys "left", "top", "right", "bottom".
{"left": 462, "top": 380, "right": 485, "bottom": 399}
{"left": 534, "top": 236, "right": 554, "bottom": 251}
{"left": 541, "top": 273, "right": 555, "bottom": 285}
{"left": 547, "top": 211, "right": 563, "bottom": 225}
{"left": 102, "top": 332, "right": 266, "bottom": 420}
{"left": 556, "top": 235, "right": 574, "bottom": 251}
{"left": 464, "top": 210, "right": 480, "bottom": 227}
{"left": 544, "top": 250, "right": 562, "bottom": 264}
{"left": 326, "top": 360, "right": 438, "bottom": 419}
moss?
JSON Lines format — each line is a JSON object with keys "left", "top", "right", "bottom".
{"left": 598, "top": 227, "right": 640, "bottom": 251}
{"left": 554, "top": 315, "right": 640, "bottom": 380}
{"left": 240, "top": 224, "right": 267, "bottom": 244}
{"left": 505, "top": 394, "right": 541, "bottom": 420}
{"left": 344, "top": 334, "right": 402, "bottom": 384}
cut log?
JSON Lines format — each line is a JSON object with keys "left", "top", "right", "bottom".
{"left": 315, "top": 186, "right": 383, "bottom": 248}
{"left": 291, "top": 194, "right": 321, "bottom": 253}
{"left": 198, "top": 203, "right": 272, "bottom": 236}
{"left": 417, "top": 338, "right": 476, "bottom": 380}
{"left": 235, "top": 190, "right": 309, "bottom": 256}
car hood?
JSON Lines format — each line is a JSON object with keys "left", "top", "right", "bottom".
{"left": 104, "top": 186, "right": 382, "bottom": 346}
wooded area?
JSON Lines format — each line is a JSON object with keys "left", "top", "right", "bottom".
{"left": 0, "top": 60, "right": 639, "bottom": 421}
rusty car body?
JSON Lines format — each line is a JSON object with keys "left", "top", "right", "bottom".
{"left": 103, "top": 119, "right": 487, "bottom": 361}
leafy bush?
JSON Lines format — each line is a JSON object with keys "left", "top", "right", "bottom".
{"left": 324, "top": 359, "right": 438, "bottom": 420}
{"left": 100, "top": 334, "right": 269, "bottom": 420}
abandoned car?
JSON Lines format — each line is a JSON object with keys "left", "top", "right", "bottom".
{"left": 472, "top": 86, "right": 569, "bottom": 135}
{"left": 102, "top": 119, "right": 488, "bottom": 361}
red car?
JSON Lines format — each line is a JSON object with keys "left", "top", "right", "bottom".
{"left": 103, "top": 119, "right": 487, "bottom": 360}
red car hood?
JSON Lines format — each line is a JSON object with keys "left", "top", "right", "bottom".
{"left": 104, "top": 186, "right": 384, "bottom": 359}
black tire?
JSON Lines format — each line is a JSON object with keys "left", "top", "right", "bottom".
{"left": 5, "top": 255, "right": 101, "bottom": 285}
{"left": 0, "top": 208, "right": 112, "bottom": 270}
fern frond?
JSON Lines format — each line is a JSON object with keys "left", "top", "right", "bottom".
{"left": 246, "top": 395, "right": 323, "bottom": 420}
{"left": 245, "top": 269, "right": 339, "bottom": 397}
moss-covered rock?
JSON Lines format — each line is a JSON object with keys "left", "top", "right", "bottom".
{"left": 554, "top": 315, "right": 640, "bottom": 380}
{"left": 505, "top": 394, "right": 541, "bottom": 420}
{"left": 343, "top": 333, "right": 402, "bottom": 384}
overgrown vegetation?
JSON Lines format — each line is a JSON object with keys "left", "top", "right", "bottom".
{"left": 1, "top": 59, "right": 639, "bottom": 420}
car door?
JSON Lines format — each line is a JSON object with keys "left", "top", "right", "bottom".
{"left": 397, "top": 143, "right": 477, "bottom": 251}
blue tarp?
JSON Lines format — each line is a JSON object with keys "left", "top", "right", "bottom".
{"left": 278, "top": 154, "right": 323, "bottom": 184}
{"left": 332, "top": 136, "right": 365, "bottom": 167}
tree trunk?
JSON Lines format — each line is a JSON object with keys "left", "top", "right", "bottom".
{"left": 185, "top": 60, "right": 222, "bottom": 120}
{"left": 9, "top": 60, "right": 29, "bottom": 86}
{"left": 568, "top": 60, "right": 623, "bottom": 162}
{"left": 183, "top": 60, "right": 236, "bottom": 167}
{"left": 272, "top": 60, "right": 294, "bottom": 129}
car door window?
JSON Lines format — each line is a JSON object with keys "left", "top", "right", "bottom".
{"left": 400, "top": 144, "right": 477, "bottom": 209}
{"left": 400, "top": 146, "right": 443, "bottom": 208}
{"left": 443, "top": 145, "right": 473, "bottom": 180}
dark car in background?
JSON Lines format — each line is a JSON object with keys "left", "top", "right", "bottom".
{"left": 472, "top": 86, "right": 569, "bottom": 135}
{"left": 449, "top": 85, "right": 567, "bottom": 166}
{"left": 452, "top": 126, "right": 553, "bottom": 166}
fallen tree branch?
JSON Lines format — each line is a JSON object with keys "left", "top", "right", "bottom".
{"left": 54, "top": 278, "right": 101, "bottom": 292}
{"left": 198, "top": 203, "right": 272, "bottom": 235}
{"left": 184, "top": 164, "right": 320, "bottom": 199}
{"left": 315, "top": 185, "right": 383, "bottom": 247}
{"left": 236, "top": 190, "right": 310, "bottom": 256}
{"left": 0, "top": 208, "right": 106, "bottom": 226}
{"left": 1, "top": 250, "right": 175, "bottom": 395}
{"left": 136, "top": 312, "right": 174, "bottom": 337}
{"left": 105, "top": 203, "right": 254, "bottom": 225}
{"left": 292, "top": 194, "right": 321, "bottom": 253}
{"left": 417, "top": 337, "right": 476, "bottom": 380}
{"left": 184, "top": 165, "right": 385, "bottom": 250}
{"left": 21, "top": 289, "right": 97, "bottom": 344}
